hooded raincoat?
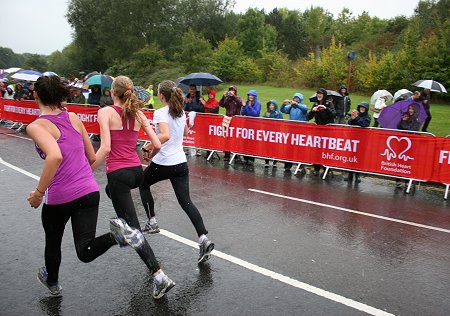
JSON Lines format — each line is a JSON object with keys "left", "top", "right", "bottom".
{"left": 348, "top": 102, "right": 371, "bottom": 127}
{"left": 241, "top": 90, "right": 261, "bottom": 117}
{"left": 280, "top": 93, "right": 308, "bottom": 121}
{"left": 306, "top": 88, "right": 336, "bottom": 125}
{"left": 264, "top": 100, "right": 283, "bottom": 119}
{"left": 204, "top": 89, "right": 219, "bottom": 114}
{"left": 219, "top": 86, "right": 243, "bottom": 117}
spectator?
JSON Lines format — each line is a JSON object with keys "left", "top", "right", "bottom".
{"left": 371, "top": 95, "right": 388, "bottom": 127}
{"left": 87, "top": 85, "right": 101, "bottom": 105}
{"left": 307, "top": 88, "right": 336, "bottom": 176}
{"left": 3, "top": 85, "right": 15, "bottom": 99}
{"left": 407, "top": 91, "right": 421, "bottom": 102}
{"left": 281, "top": 92, "right": 308, "bottom": 172}
{"left": 281, "top": 93, "right": 308, "bottom": 121}
{"left": 395, "top": 104, "right": 421, "bottom": 189}
{"left": 145, "top": 84, "right": 154, "bottom": 109}
{"left": 241, "top": 90, "right": 261, "bottom": 165}
{"left": 67, "top": 87, "right": 86, "bottom": 104}
{"left": 420, "top": 88, "right": 431, "bottom": 132}
{"left": 335, "top": 84, "right": 351, "bottom": 124}
{"left": 345, "top": 102, "right": 371, "bottom": 183}
{"left": 263, "top": 100, "right": 282, "bottom": 168}
{"left": 99, "top": 87, "right": 114, "bottom": 107}
{"left": 13, "top": 83, "right": 27, "bottom": 100}
{"left": 398, "top": 104, "right": 421, "bottom": 131}
{"left": 23, "top": 83, "right": 35, "bottom": 100}
{"left": 219, "top": 85, "right": 243, "bottom": 161}
{"left": 184, "top": 84, "right": 204, "bottom": 113}
{"left": 201, "top": 89, "right": 219, "bottom": 114}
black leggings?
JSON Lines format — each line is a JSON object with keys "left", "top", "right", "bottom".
{"left": 139, "top": 162, "right": 208, "bottom": 237}
{"left": 41, "top": 191, "right": 116, "bottom": 285}
{"left": 106, "top": 166, "right": 160, "bottom": 274}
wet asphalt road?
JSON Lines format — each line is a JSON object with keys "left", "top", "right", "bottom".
{"left": 0, "top": 127, "right": 449, "bottom": 316}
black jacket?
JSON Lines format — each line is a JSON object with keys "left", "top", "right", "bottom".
{"left": 306, "top": 100, "right": 336, "bottom": 125}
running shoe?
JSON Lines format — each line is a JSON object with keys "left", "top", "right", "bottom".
{"left": 198, "top": 240, "right": 215, "bottom": 264}
{"left": 152, "top": 276, "right": 176, "bottom": 299}
{"left": 142, "top": 220, "right": 160, "bottom": 234}
{"left": 110, "top": 218, "right": 145, "bottom": 249}
{"left": 37, "top": 267, "right": 62, "bottom": 296}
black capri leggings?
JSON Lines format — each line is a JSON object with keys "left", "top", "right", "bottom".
{"left": 106, "top": 166, "right": 160, "bottom": 274}
{"left": 139, "top": 162, "right": 208, "bottom": 237}
{"left": 41, "top": 191, "right": 116, "bottom": 285}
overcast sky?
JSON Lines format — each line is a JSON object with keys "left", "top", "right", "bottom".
{"left": 2, "top": 0, "right": 420, "bottom": 56}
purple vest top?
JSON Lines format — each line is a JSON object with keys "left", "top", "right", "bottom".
{"left": 36, "top": 111, "right": 99, "bottom": 204}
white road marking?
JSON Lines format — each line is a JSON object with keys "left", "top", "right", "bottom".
{"left": 0, "top": 157, "right": 394, "bottom": 316}
{"left": 0, "top": 157, "right": 40, "bottom": 180}
{"left": 249, "top": 188, "right": 450, "bottom": 234}
{"left": 3, "top": 134, "right": 32, "bottom": 141}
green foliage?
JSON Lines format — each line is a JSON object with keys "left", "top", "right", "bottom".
{"left": 22, "top": 54, "right": 48, "bottom": 72}
{"left": 211, "top": 37, "right": 242, "bottom": 82}
{"left": 47, "top": 44, "right": 81, "bottom": 78}
{"left": 0, "top": 47, "right": 23, "bottom": 68}
{"left": 256, "top": 50, "right": 293, "bottom": 86}
{"left": 175, "top": 30, "right": 213, "bottom": 73}
{"left": 237, "top": 8, "right": 276, "bottom": 58}
{"left": 233, "top": 58, "right": 263, "bottom": 82}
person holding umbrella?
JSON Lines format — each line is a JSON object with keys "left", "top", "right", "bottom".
{"left": 420, "top": 88, "right": 431, "bottom": 132}
{"left": 372, "top": 95, "right": 388, "bottom": 127}
{"left": 184, "top": 84, "right": 204, "bottom": 113}
{"left": 335, "top": 84, "right": 351, "bottom": 124}
{"left": 87, "top": 85, "right": 101, "bottom": 105}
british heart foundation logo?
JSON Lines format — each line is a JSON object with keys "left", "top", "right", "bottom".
{"left": 381, "top": 136, "right": 414, "bottom": 162}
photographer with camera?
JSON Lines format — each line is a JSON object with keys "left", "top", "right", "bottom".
{"left": 280, "top": 93, "right": 308, "bottom": 171}
{"left": 219, "top": 86, "right": 243, "bottom": 161}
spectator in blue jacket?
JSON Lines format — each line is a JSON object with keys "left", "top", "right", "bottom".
{"left": 280, "top": 93, "right": 308, "bottom": 171}
{"left": 280, "top": 93, "right": 308, "bottom": 121}
{"left": 345, "top": 101, "right": 371, "bottom": 183}
{"left": 263, "top": 100, "right": 282, "bottom": 168}
{"left": 241, "top": 90, "right": 261, "bottom": 165}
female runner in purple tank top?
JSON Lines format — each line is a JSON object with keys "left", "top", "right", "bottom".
{"left": 92, "top": 76, "right": 175, "bottom": 299}
{"left": 27, "top": 76, "right": 118, "bottom": 296}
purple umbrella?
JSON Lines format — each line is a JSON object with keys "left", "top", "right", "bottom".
{"left": 378, "top": 100, "right": 427, "bottom": 129}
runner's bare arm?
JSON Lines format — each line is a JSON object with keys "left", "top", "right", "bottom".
{"left": 139, "top": 111, "right": 161, "bottom": 159}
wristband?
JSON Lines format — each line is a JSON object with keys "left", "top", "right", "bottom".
{"left": 36, "top": 187, "right": 45, "bottom": 195}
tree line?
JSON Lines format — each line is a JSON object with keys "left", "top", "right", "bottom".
{"left": 1, "top": 0, "right": 449, "bottom": 97}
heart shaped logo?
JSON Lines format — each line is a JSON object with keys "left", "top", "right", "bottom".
{"left": 381, "top": 136, "right": 414, "bottom": 161}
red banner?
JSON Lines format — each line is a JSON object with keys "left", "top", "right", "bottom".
{"left": 1, "top": 98, "right": 448, "bottom": 184}
{"left": 0, "top": 99, "right": 100, "bottom": 133}
{"left": 433, "top": 137, "right": 450, "bottom": 184}
{"left": 189, "top": 115, "right": 437, "bottom": 181}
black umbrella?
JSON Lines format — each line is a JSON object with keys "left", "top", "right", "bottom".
{"left": 179, "top": 72, "right": 222, "bottom": 87}
{"left": 175, "top": 77, "right": 190, "bottom": 94}
{"left": 309, "top": 90, "right": 343, "bottom": 102}
{"left": 412, "top": 79, "right": 447, "bottom": 93}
